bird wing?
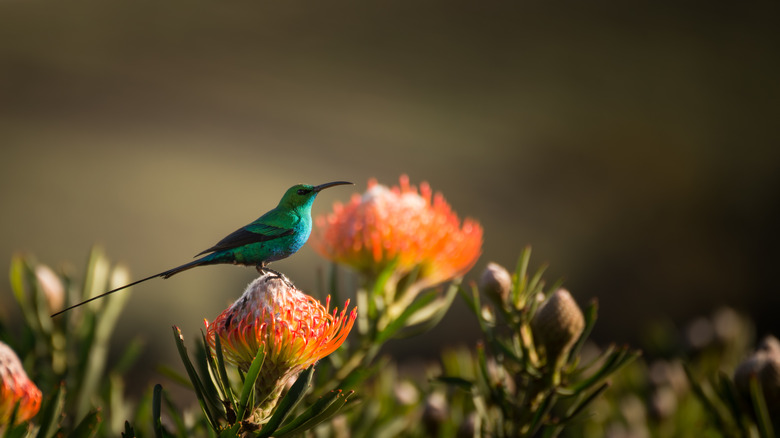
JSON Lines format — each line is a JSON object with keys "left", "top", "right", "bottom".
{"left": 195, "top": 223, "right": 295, "bottom": 256}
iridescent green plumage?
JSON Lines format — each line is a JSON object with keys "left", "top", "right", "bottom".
{"left": 52, "top": 181, "right": 352, "bottom": 317}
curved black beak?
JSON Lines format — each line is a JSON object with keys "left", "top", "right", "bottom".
{"left": 313, "top": 181, "right": 353, "bottom": 192}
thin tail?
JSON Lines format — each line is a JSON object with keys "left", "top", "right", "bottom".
{"left": 50, "top": 257, "right": 212, "bottom": 317}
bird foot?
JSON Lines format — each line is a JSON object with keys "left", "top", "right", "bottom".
{"left": 257, "top": 266, "right": 295, "bottom": 288}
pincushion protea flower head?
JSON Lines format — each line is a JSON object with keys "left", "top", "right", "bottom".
{"left": 205, "top": 272, "right": 356, "bottom": 421}
{"left": 0, "top": 342, "right": 41, "bottom": 425}
{"left": 311, "top": 175, "right": 483, "bottom": 287}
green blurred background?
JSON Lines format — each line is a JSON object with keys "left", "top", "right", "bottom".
{"left": 1, "top": 1, "right": 778, "bottom": 390}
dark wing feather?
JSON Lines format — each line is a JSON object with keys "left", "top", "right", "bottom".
{"left": 195, "top": 223, "right": 295, "bottom": 256}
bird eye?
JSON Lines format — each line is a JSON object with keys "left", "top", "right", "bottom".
{"left": 297, "top": 189, "right": 310, "bottom": 195}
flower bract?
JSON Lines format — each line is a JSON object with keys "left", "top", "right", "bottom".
{"left": 0, "top": 342, "right": 41, "bottom": 425}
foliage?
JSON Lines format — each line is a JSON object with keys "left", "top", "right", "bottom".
{"left": 4, "top": 244, "right": 774, "bottom": 437}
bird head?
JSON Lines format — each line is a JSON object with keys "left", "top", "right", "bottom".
{"left": 279, "top": 181, "right": 353, "bottom": 211}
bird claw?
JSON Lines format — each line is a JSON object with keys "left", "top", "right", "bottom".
{"left": 257, "top": 266, "right": 295, "bottom": 288}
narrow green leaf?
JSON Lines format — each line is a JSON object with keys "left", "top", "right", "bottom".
{"left": 171, "top": 326, "right": 220, "bottom": 430}
{"left": 195, "top": 335, "right": 226, "bottom": 417}
{"left": 70, "top": 410, "right": 102, "bottom": 438}
{"left": 2, "top": 422, "right": 28, "bottom": 438}
{"left": 335, "top": 360, "right": 383, "bottom": 392}
{"left": 457, "top": 283, "right": 479, "bottom": 316}
{"left": 683, "top": 364, "right": 732, "bottom": 433}
{"left": 76, "top": 262, "right": 131, "bottom": 420}
{"left": 435, "top": 376, "right": 475, "bottom": 391}
{"left": 564, "top": 382, "right": 610, "bottom": 421}
{"left": 749, "top": 375, "right": 776, "bottom": 438}
{"left": 256, "top": 366, "right": 316, "bottom": 438}
{"left": 401, "top": 281, "right": 459, "bottom": 333}
{"left": 395, "top": 265, "right": 421, "bottom": 297}
{"left": 218, "top": 424, "right": 241, "bottom": 438}
{"left": 153, "top": 384, "right": 164, "bottom": 438}
{"left": 273, "top": 389, "right": 355, "bottom": 437}
{"left": 376, "top": 291, "right": 438, "bottom": 343}
{"left": 716, "top": 372, "right": 752, "bottom": 436}
{"left": 237, "top": 346, "right": 266, "bottom": 421}
{"left": 513, "top": 246, "right": 532, "bottom": 307}
{"left": 35, "top": 383, "right": 65, "bottom": 438}
{"left": 527, "top": 390, "right": 557, "bottom": 437}
{"left": 565, "top": 347, "right": 639, "bottom": 394}
{"left": 567, "top": 300, "right": 598, "bottom": 366}
{"left": 121, "top": 421, "right": 135, "bottom": 438}
{"left": 211, "top": 334, "right": 236, "bottom": 407}
{"left": 526, "top": 262, "right": 549, "bottom": 297}
{"left": 2, "top": 401, "right": 23, "bottom": 438}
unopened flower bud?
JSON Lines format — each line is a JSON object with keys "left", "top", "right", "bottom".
{"left": 393, "top": 380, "right": 419, "bottom": 406}
{"left": 649, "top": 386, "right": 678, "bottom": 421}
{"left": 758, "top": 335, "right": 780, "bottom": 358}
{"left": 422, "top": 392, "right": 448, "bottom": 436}
{"left": 734, "top": 337, "right": 780, "bottom": 417}
{"left": 35, "top": 264, "right": 64, "bottom": 314}
{"left": 479, "top": 262, "right": 512, "bottom": 304}
{"left": 531, "top": 289, "right": 585, "bottom": 364}
{"left": 0, "top": 342, "right": 42, "bottom": 424}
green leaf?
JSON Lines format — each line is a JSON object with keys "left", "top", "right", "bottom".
{"left": 218, "top": 424, "right": 241, "bottom": 438}
{"left": 335, "top": 360, "right": 383, "bottom": 392}
{"left": 153, "top": 384, "right": 164, "bottom": 438}
{"left": 256, "top": 366, "right": 315, "bottom": 438}
{"left": 564, "top": 346, "right": 640, "bottom": 394}
{"left": 435, "top": 376, "right": 475, "bottom": 391}
{"left": 237, "top": 346, "right": 266, "bottom": 421}
{"left": 2, "top": 423, "right": 28, "bottom": 438}
{"left": 35, "top": 383, "right": 65, "bottom": 438}
{"left": 749, "top": 374, "right": 776, "bottom": 438}
{"left": 69, "top": 410, "right": 101, "bottom": 438}
{"left": 567, "top": 299, "right": 598, "bottom": 366}
{"left": 273, "top": 388, "right": 355, "bottom": 437}
{"left": 76, "top": 259, "right": 131, "bottom": 420}
{"left": 683, "top": 364, "right": 732, "bottom": 433}
{"left": 376, "top": 290, "right": 438, "bottom": 343}
{"left": 527, "top": 390, "right": 557, "bottom": 437}
{"left": 211, "top": 333, "right": 236, "bottom": 408}
{"left": 2, "top": 402, "right": 26, "bottom": 438}
{"left": 401, "top": 281, "right": 459, "bottom": 334}
{"left": 9, "top": 255, "right": 33, "bottom": 321}
{"left": 457, "top": 283, "right": 479, "bottom": 316}
{"left": 121, "top": 421, "right": 136, "bottom": 438}
{"left": 715, "top": 372, "right": 752, "bottom": 436}
{"left": 563, "top": 382, "right": 610, "bottom": 421}
{"left": 171, "top": 326, "right": 220, "bottom": 431}
{"left": 195, "top": 335, "right": 226, "bottom": 418}
{"left": 512, "top": 246, "right": 532, "bottom": 307}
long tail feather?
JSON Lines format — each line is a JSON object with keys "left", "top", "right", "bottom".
{"left": 50, "top": 257, "right": 212, "bottom": 317}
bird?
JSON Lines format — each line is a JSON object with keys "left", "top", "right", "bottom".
{"left": 51, "top": 181, "right": 353, "bottom": 317}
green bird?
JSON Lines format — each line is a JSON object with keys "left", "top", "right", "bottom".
{"left": 51, "top": 181, "right": 353, "bottom": 317}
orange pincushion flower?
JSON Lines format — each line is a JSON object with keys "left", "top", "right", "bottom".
{"left": 0, "top": 342, "right": 41, "bottom": 425}
{"left": 205, "top": 273, "right": 356, "bottom": 377}
{"left": 311, "top": 175, "right": 483, "bottom": 287}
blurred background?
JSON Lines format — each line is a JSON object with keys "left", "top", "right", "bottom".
{"left": 1, "top": 1, "right": 778, "bottom": 392}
